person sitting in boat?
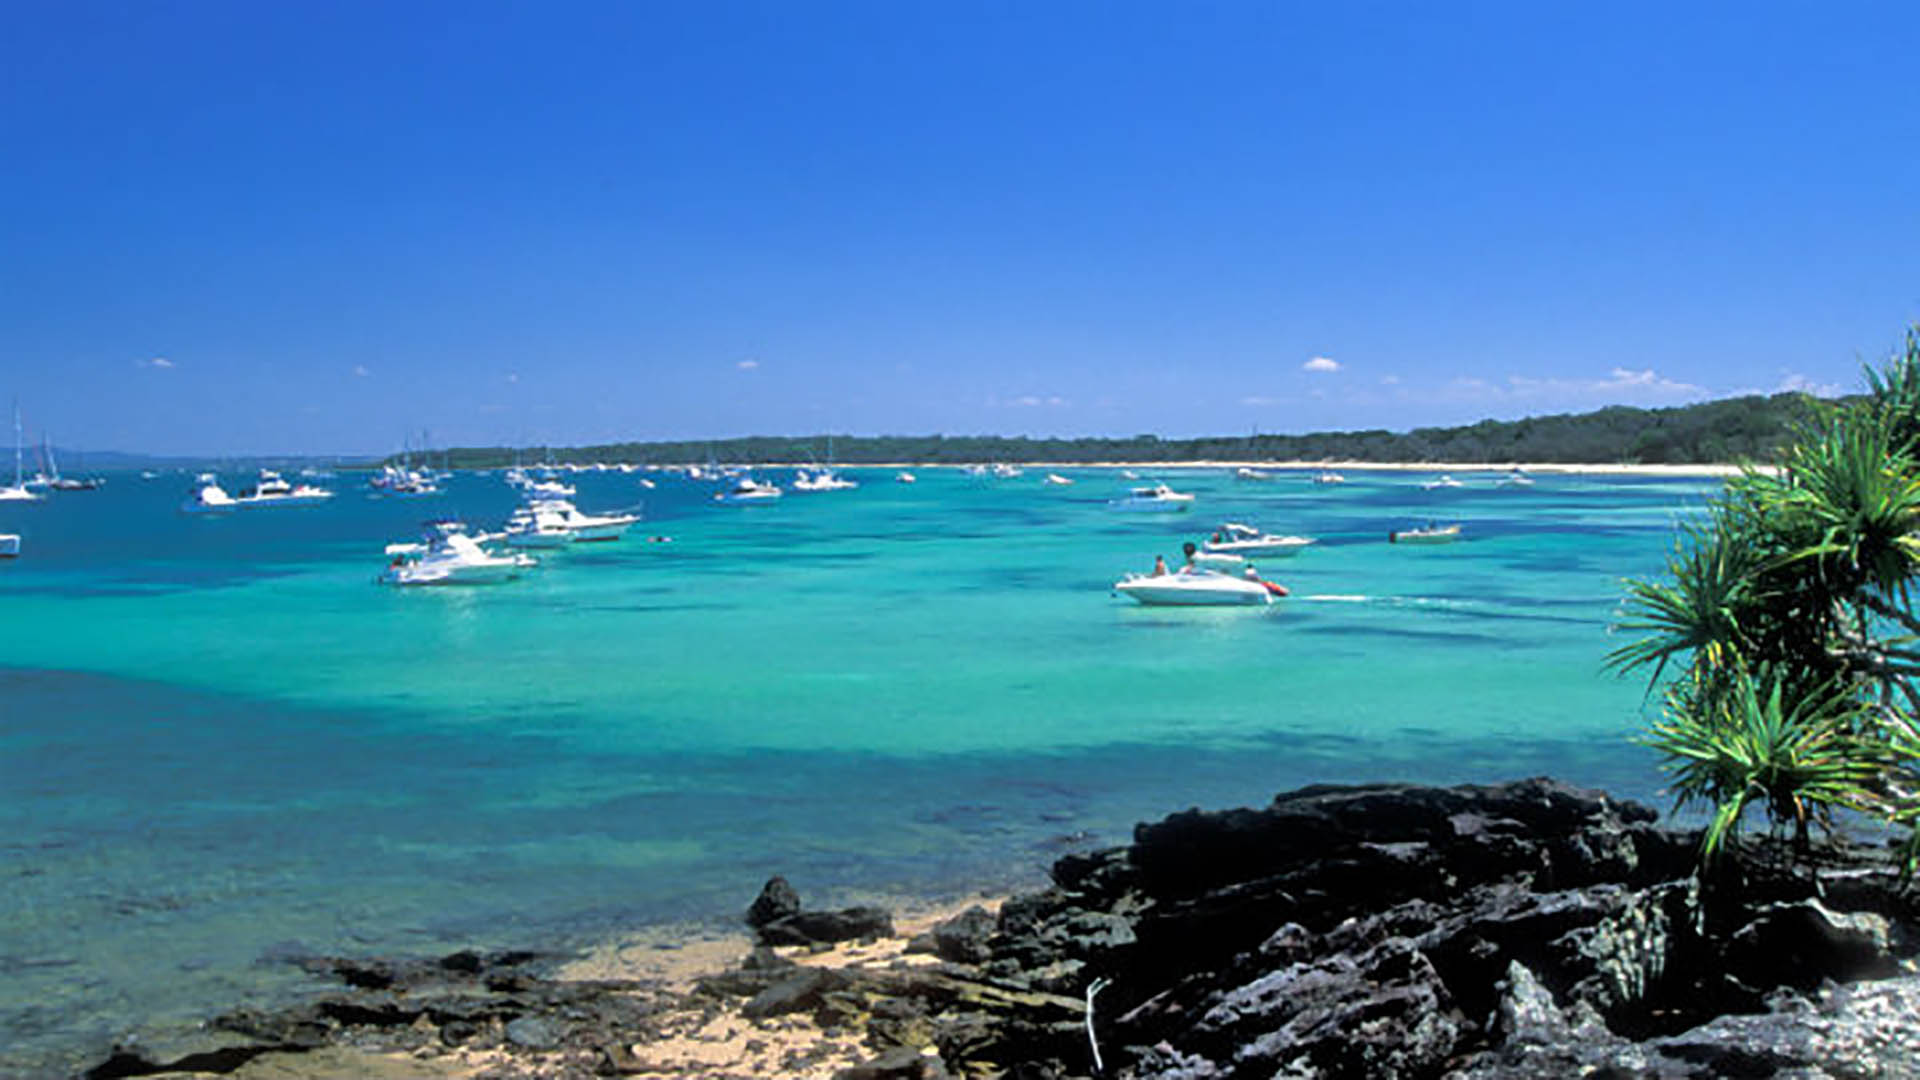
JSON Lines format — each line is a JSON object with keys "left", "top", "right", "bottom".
{"left": 1243, "top": 563, "right": 1290, "bottom": 597}
{"left": 1181, "top": 541, "right": 1199, "bottom": 572}
{"left": 1151, "top": 554, "right": 1169, "bottom": 576}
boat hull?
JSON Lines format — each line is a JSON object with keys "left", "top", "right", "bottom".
{"left": 0, "top": 534, "right": 18, "bottom": 558}
{"left": 1114, "top": 575, "right": 1272, "bottom": 606}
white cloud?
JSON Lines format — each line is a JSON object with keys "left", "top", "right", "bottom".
{"left": 506, "top": 373, "right": 520, "bottom": 383}
{"left": 1379, "top": 374, "right": 1401, "bottom": 385}
{"left": 737, "top": 359, "right": 760, "bottom": 371}
{"left": 1775, "top": 372, "right": 1843, "bottom": 397}
{"left": 139, "top": 356, "right": 174, "bottom": 369}
{"left": 1241, "top": 395, "right": 1281, "bottom": 407}
{"left": 1002, "top": 394, "right": 1068, "bottom": 408}
{"left": 1303, "top": 356, "right": 1341, "bottom": 373}
{"left": 1435, "top": 367, "right": 1707, "bottom": 407}
{"left": 352, "top": 364, "right": 370, "bottom": 377}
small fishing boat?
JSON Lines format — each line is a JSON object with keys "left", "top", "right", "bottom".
{"left": 1390, "top": 523, "right": 1462, "bottom": 545}
{"left": 180, "top": 479, "right": 238, "bottom": 514}
{"left": 1202, "top": 522, "right": 1315, "bottom": 556}
{"left": 1114, "top": 569, "right": 1276, "bottom": 606}
{"left": 1108, "top": 483, "right": 1195, "bottom": 513}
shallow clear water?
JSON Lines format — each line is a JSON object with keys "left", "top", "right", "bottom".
{"left": 0, "top": 466, "right": 1708, "bottom": 1072}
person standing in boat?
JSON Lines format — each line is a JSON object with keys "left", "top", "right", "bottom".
{"left": 1151, "top": 554, "right": 1169, "bottom": 576}
{"left": 1181, "top": 541, "right": 1199, "bottom": 572}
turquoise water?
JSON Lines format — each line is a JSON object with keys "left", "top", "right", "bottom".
{"left": 0, "top": 466, "right": 1708, "bottom": 1072}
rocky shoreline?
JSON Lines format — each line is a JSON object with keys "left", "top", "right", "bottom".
{"left": 82, "top": 778, "right": 1920, "bottom": 1078}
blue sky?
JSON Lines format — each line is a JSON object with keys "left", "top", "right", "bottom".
{"left": 4, "top": 2, "right": 1918, "bottom": 456}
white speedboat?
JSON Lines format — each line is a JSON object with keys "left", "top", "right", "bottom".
{"left": 180, "top": 480, "right": 238, "bottom": 514}
{"left": 381, "top": 522, "right": 536, "bottom": 585}
{"left": 1114, "top": 569, "right": 1275, "bottom": 606}
{"left": 370, "top": 465, "right": 442, "bottom": 497}
{"left": 716, "top": 476, "right": 783, "bottom": 504}
{"left": 1312, "top": 472, "right": 1345, "bottom": 485}
{"left": 991, "top": 463, "right": 1024, "bottom": 478}
{"left": 1202, "top": 522, "right": 1315, "bottom": 556}
{"left": 1234, "top": 467, "right": 1274, "bottom": 481}
{"left": 1044, "top": 473, "right": 1074, "bottom": 486}
{"left": 1421, "top": 474, "right": 1463, "bottom": 490}
{"left": 1108, "top": 484, "right": 1195, "bottom": 512}
{"left": 1497, "top": 470, "right": 1535, "bottom": 488}
{"left": 233, "top": 469, "right": 334, "bottom": 507}
{"left": 896, "top": 471, "right": 917, "bottom": 484}
{"left": 791, "top": 468, "right": 858, "bottom": 493}
{"left": 0, "top": 533, "right": 18, "bottom": 558}
{"left": 547, "top": 499, "right": 639, "bottom": 541}
{"left": 1390, "top": 523, "right": 1462, "bottom": 545}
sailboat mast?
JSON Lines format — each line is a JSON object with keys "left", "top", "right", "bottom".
{"left": 12, "top": 404, "right": 22, "bottom": 487}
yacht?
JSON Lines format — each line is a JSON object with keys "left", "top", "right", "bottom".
{"left": 381, "top": 522, "right": 537, "bottom": 585}
{"left": 501, "top": 503, "right": 575, "bottom": 548}
{"left": 1201, "top": 522, "right": 1315, "bottom": 557}
{"left": 233, "top": 470, "right": 334, "bottom": 507}
{"left": 180, "top": 479, "right": 238, "bottom": 514}
{"left": 791, "top": 468, "right": 858, "bottom": 493}
{"left": 0, "top": 405, "right": 40, "bottom": 502}
{"left": 716, "top": 476, "right": 783, "bottom": 504}
{"left": 1114, "top": 568, "right": 1276, "bottom": 606}
{"left": 0, "top": 533, "right": 18, "bottom": 558}
{"left": 1108, "top": 483, "right": 1195, "bottom": 513}
{"left": 542, "top": 498, "right": 639, "bottom": 541}
{"left": 1389, "top": 523, "right": 1463, "bottom": 545}
{"left": 370, "top": 465, "right": 442, "bottom": 497}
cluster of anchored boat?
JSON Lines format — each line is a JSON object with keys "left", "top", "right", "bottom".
{"left": 380, "top": 473, "right": 645, "bottom": 586}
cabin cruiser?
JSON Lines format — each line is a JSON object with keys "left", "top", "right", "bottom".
{"left": 0, "top": 533, "right": 18, "bottom": 558}
{"left": 1421, "top": 474, "right": 1463, "bottom": 490}
{"left": 1390, "top": 523, "right": 1462, "bottom": 545}
{"left": 791, "top": 468, "right": 858, "bottom": 492}
{"left": 381, "top": 521, "right": 536, "bottom": 585}
{"left": 1108, "top": 483, "right": 1195, "bottom": 513}
{"left": 1114, "top": 568, "right": 1276, "bottom": 606}
{"left": 545, "top": 499, "right": 638, "bottom": 541}
{"left": 180, "top": 479, "right": 238, "bottom": 514}
{"left": 233, "top": 470, "right": 333, "bottom": 506}
{"left": 1234, "top": 467, "right": 1273, "bottom": 481}
{"left": 1202, "top": 522, "right": 1315, "bottom": 556}
{"left": 1043, "top": 473, "right": 1074, "bottom": 486}
{"left": 501, "top": 502, "right": 575, "bottom": 548}
{"left": 370, "top": 465, "right": 442, "bottom": 497}
{"left": 716, "top": 476, "right": 783, "bottom": 504}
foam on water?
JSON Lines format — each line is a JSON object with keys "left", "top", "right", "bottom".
{"left": 0, "top": 466, "right": 1715, "bottom": 1072}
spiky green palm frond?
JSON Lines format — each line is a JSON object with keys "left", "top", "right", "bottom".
{"left": 1610, "top": 513, "right": 1769, "bottom": 685}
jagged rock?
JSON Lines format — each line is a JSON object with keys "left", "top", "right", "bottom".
{"left": 926, "top": 905, "right": 997, "bottom": 964}
{"left": 743, "top": 967, "right": 851, "bottom": 1019}
{"left": 503, "top": 1015, "right": 561, "bottom": 1049}
{"left": 758, "top": 906, "right": 896, "bottom": 946}
{"left": 748, "top": 876, "right": 803, "bottom": 928}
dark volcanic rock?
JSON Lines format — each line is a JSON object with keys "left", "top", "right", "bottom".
{"left": 759, "top": 905, "right": 896, "bottom": 946}
{"left": 748, "top": 875, "right": 804, "bottom": 928}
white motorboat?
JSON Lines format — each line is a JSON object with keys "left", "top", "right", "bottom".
{"left": 548, "top": 499, "right": 638, "bottom": 541}
{"left": 1114, "top": 569, "right": 1276, "bottom": 606}
{"left": 233, "top": 469, "right": 334, "bottom": 507}
{"left": 0, "top": 533, "right": 18, "bottom": 558}
{"left": 1108, "top": 483, "right": 1195, "bottom": 512}
{"left": 180, "top": 480, "right": 238, "bottom": 514}
{"left": 1191, "top": 550, "right": 1245, "bottom": 569}
{"left": 381, "top": 522, "right": 536, "bottom": 585}
{"left": 791, "top": 468, "right": 858, "bottom": 493}
{"left": 0, "top": 405, "right": 41, "bottom": 502}
{"left": 1312, "top": 471, "right": 1345, "bottom": 485}
{"left": 370, "top": 465, "right": 442, "bottom": 497}
{"left": 1390, "top": 523, "right": 1462, "bottom": 545}
{"left": 716, "top": 476, "right": 783, "bottom": 504}
{"left": 991, "top": 463, "right": 1024, "bottom": 478}
{"left": 502, "top": 503, "right": 575, "bottom": 548}
{"left": 1497, "top": 470, "right": 1535, "bottom": 488}
{"left": 1421, "top": 474, "right": 1463, "bottom": 490}
{"left": 896, "top": 471, "right": 917, "bottom": 484}
{"left": 1043, "top": 473, "right": 1074, "bottom": 486}
{"left": 1202, "top": 522, "right": 1315, "bottom": 557}
{"left": 1234, "top": 467, "right": 1274, "bottom": 481}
